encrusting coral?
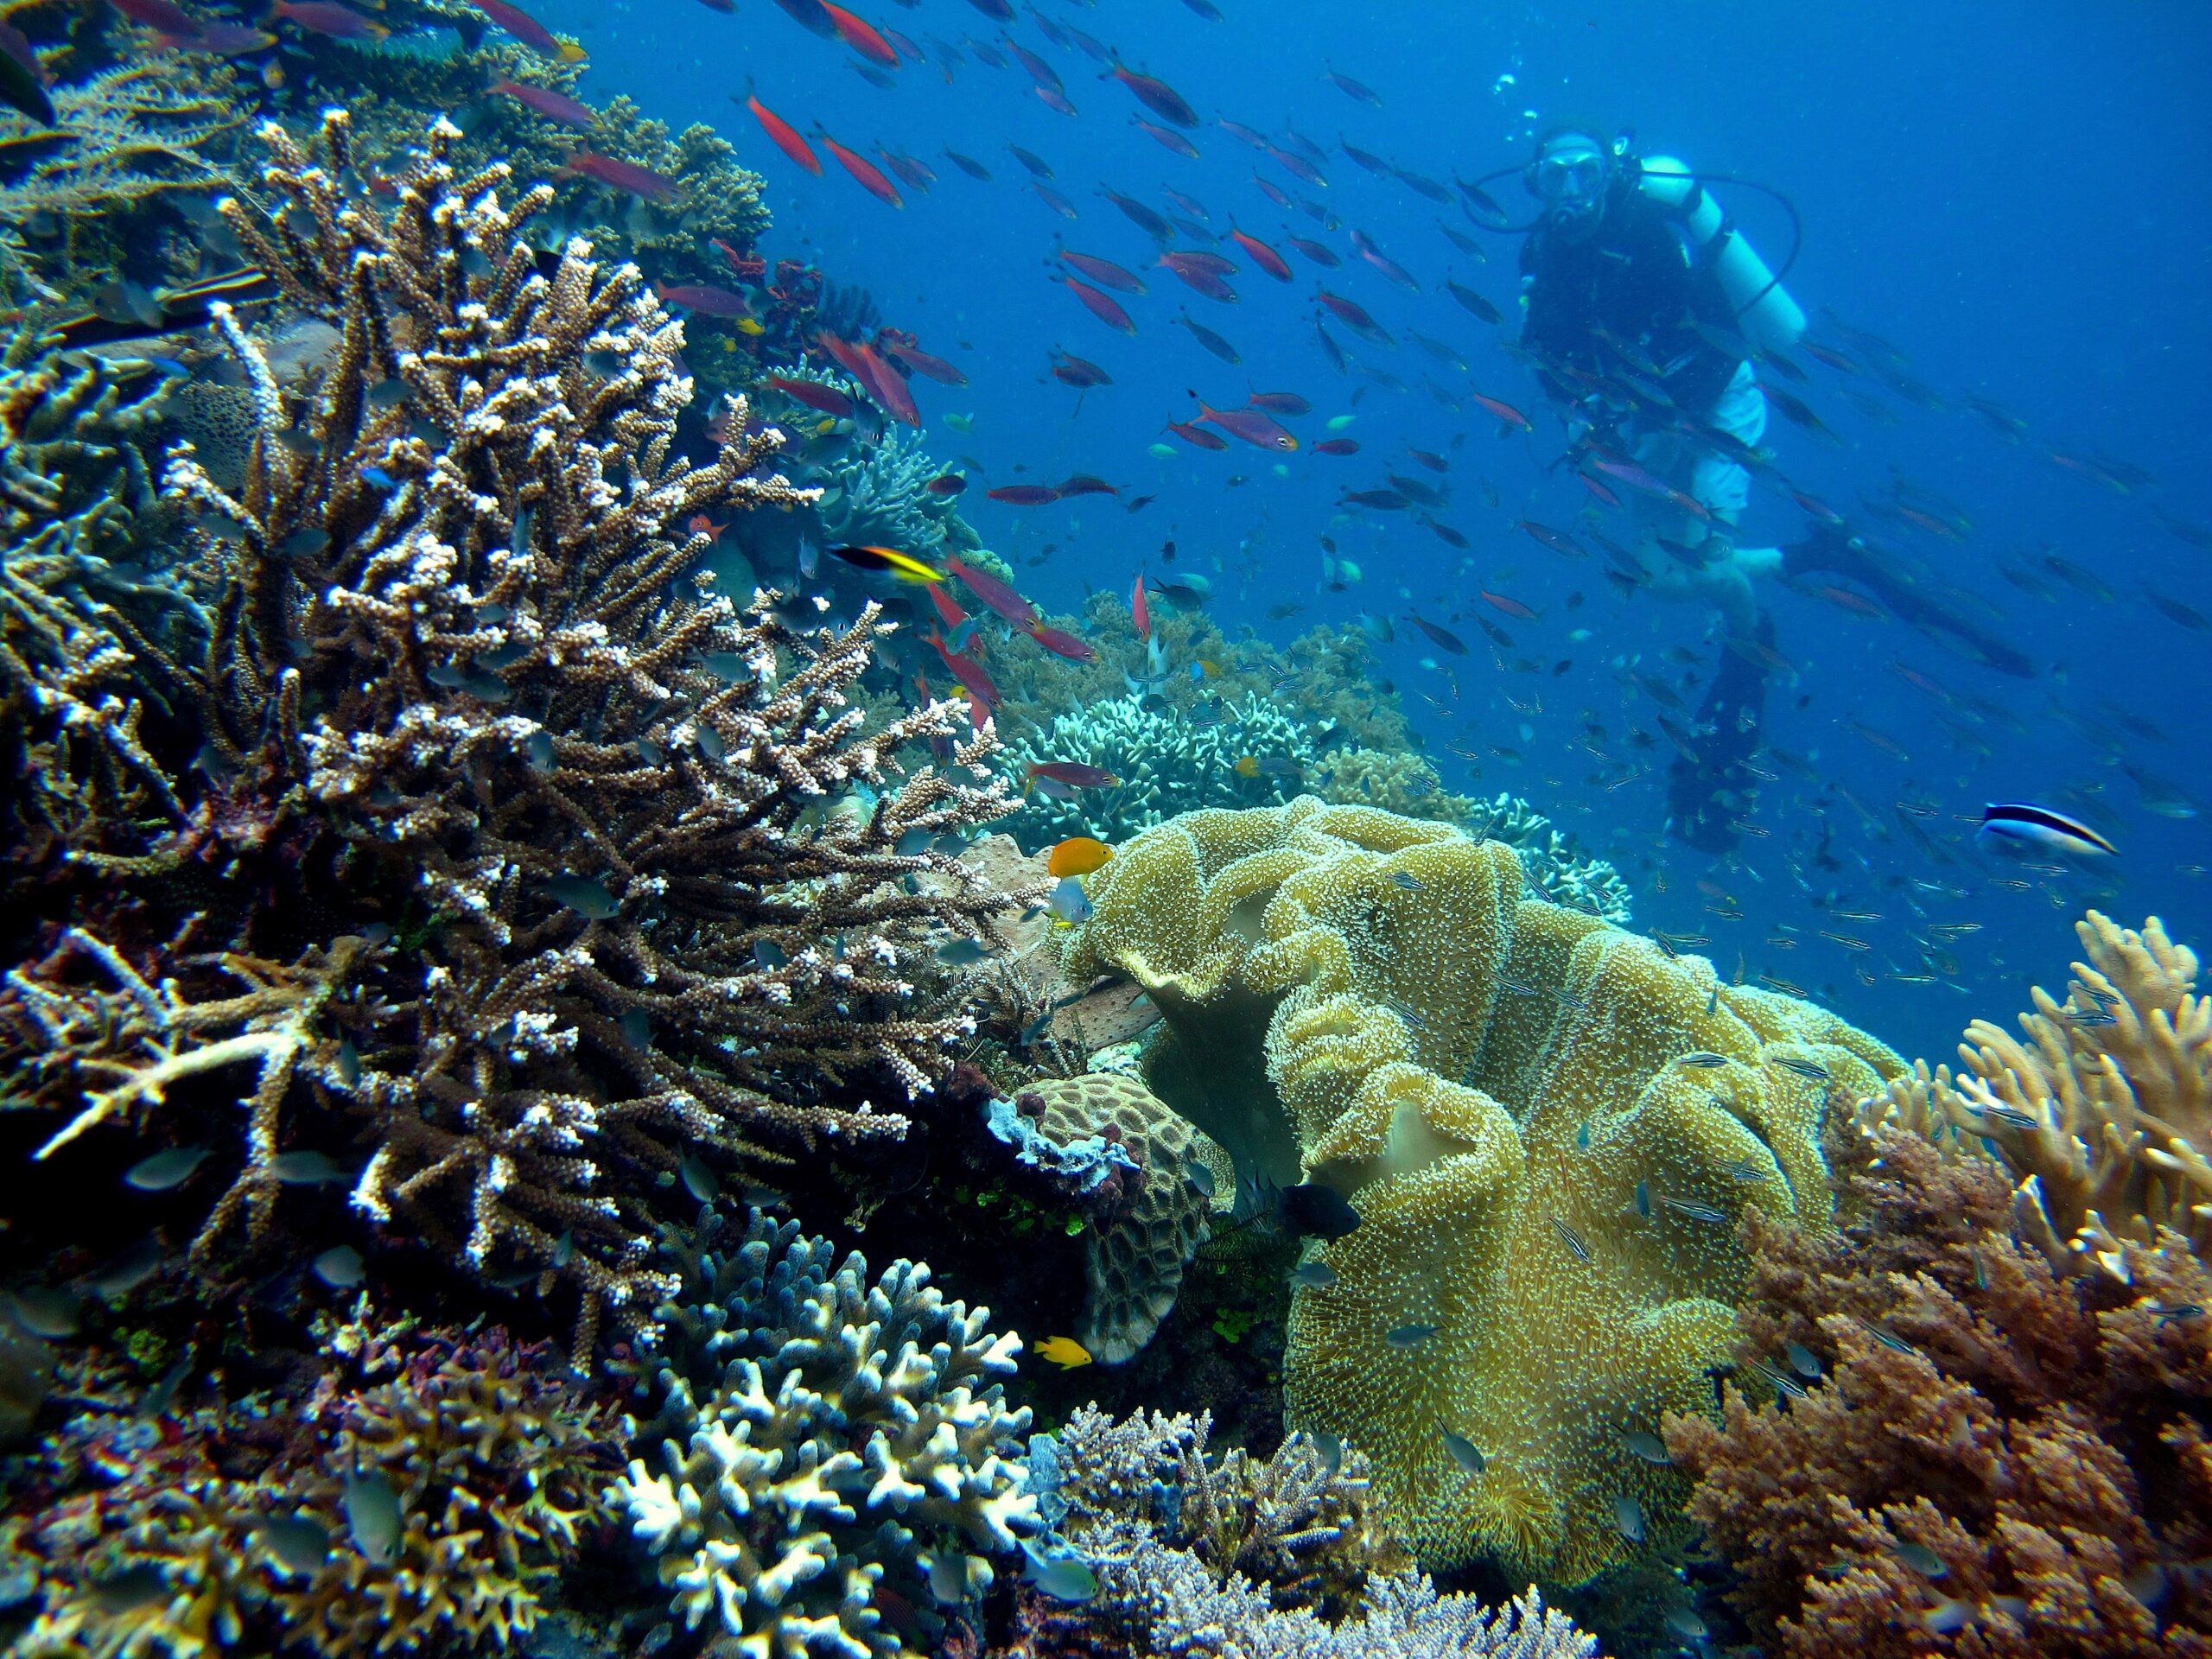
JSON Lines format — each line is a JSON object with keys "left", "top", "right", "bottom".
{"left": 0, "top": 111, "right": 1039, "bottom": 1355}
{"left": 1023, "top": 1405, "right": 1597, "bottom": 1658}
{"left": 1865, "top": 910, "right": 2210, "bottom": 1276}
{"left": 608, "top": 1208, "right": 1036, "bottom": 1658}
{"left": 1662, "top": 1119, "right": 2212, "bottom": 1657}
{"left": 1058, "top": 797, "right": 1903, "bottom": 1582}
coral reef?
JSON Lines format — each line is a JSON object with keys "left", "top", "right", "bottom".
{"left": 1058, "top": 797, "right": 1903, "bottom": 1581}
{"left": 1024, "top": 1406, "right": 1595, "bottom": 1658}
{"left": 608, "top": 1208, "right": 1036, "bottom": 1656}
{"left": 1864, "top": 910, "right": 2210, "bottom": 1276}
{"left": 0, "top": 111, "right": 1036, "bottom": 1353}
{"left": 1662, "top": 1121, "right": 2212, "bottom": 1657}
{"left": 0, "top": 62, "right": 245, "bottom": 288}
{"left": 804, "top": 425, "right": 978, "bottom": 561}
{"left": 1012, "top": 1075, "right": 1236, "bottom": 1363}
{"left": 11, "top": 1316, "right": 617, "bottom": 1659}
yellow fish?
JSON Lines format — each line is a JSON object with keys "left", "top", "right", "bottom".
{"left": 1035, "top": 1335, "right": 1091, "bottom": 1370}
{"left": 1233, "top": 755, "right": 1260, "bottom": 779}
{"left": 736, "top": 317, "right": 766, "bottom": 336}
{"left": 1046, "top": 836, "right": 1113, "bottom": 879}
{"left": 1197, "top": 658, "right": 1221, "bottom": 677}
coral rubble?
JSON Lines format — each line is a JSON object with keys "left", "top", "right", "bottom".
{"left": 1058, "top": 797, "right": 1902, "bottom": 1581}
{"left": 608, "top": 1208, "right": 1036, "bottom": 1657}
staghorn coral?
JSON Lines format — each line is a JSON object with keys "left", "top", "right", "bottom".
{"left": 1014, "top": 1075, "right": 1235, "bottom": 1363}
{"left": 607, "top": 1208, "right": 1036, "bottom": 1657}
{"left": 1, "top": 111, "right": 1038, "bottom": 1355}
{"left": 12, "top": 1319, "right": 617, "bottom": 1659}
{"left": 1864, "top": 911, "right": 2210, "bottom": 1277}
{"left": 1662, "top": 1121, "right": 2212, "bottom": 1657}
{"left": 1031, "top": 1407, "right": 1592, "bottom": 1658}
{"left": 0, "top": 63, "right": 245, "bottom": 285}
{"left": 1058, "top": 797, "right": 1903, "bottom": 1582}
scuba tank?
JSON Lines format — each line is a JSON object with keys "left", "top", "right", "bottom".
{"left": 1637, "top": 155, "right": 1806, "bottom": 354}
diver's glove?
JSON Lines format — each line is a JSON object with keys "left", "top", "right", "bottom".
{"left": 1665, "top": 613, "right": 1776, "bottom": 854}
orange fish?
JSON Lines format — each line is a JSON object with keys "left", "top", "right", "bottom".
{"left": 739, "top": 86, "right": 820, "bottom": 175}
{"left": 1026, "top": 620, "right": 1097, "bottom": 663}
{"left": 1479, "top": 589, "right": 1539, "bottom": 621}
{"left": 816, "top": 128, "right": 903, "bottom": 207}
{"left": 1471, "top": 391, "right": 1533, "bottom": 433}
{"left": 1132, "top": 569, "right": 1151, "bottom": 638}
{"left": 687, "top": 513, "right": 728, "bottom": 539}
{"left": 818, "top": 0, "right": 897, "bottom": 66}
{"left": 1047, "top": 836, "right": 1114, "bottom": 878}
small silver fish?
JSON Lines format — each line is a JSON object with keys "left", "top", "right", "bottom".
{"left": 1623, "top": 1430, "right": 1672, "bottom": 1465}
{"left": 1020, "top": 1544, "right": 1098, "bottom": 1604}
{"left": 6, "top": 1287, "right": 80, "bottom": 1339}
{"left": 753, "top": 939, "right": 788, "bottom": 971}
{"left": 544, "top": 876, "right": 619, "bottom": 919}
{"left": 1611, "top": 1492, "right": 1646, "bottom": 1543}
{"left": 1662, "top": 1195, "right": 1730, "bottom": 1224}
{"left": 620, "top": 1007, "right": 652, "bottom": 1050}
{"left": 1385, "top": 1321, "right": 1438, "bottom": 1349}
{"left": 312, "top": 1245, "right": 365, "bottom": 1288}
{"left": 1979, "top": 1104, "right": 2039, "bottom": 1130}
{"left": 1288, "top": 1261, "right": 1338, "bottom": 1289}
{"left": 343, "top": 1465, "right": 402, "bottom": 1566}
{"left": 678, "top": 1156, "right": 720, "bottom": 1202}
{"left": 1892, "top": 1540, "right": 1948, "bottom": 1579}
{"left": 1680, "top": 1051, "right": 1731, "bottom": 1068}
{"left": 935, "top": 938, "right": 991, "bottom": 966}
{"left": 1858, "top": 1317, "right": 1917, "bottom": 1356}
{"left": 1048, "top": 876, "right": 1095, "bottom": 925}
{"left": 1771, "top": 1056, "right": 1833, "bottom": 1084}
{"left": 270, "top": 1150, "right": 348, "bottom": 1185}
{"left": 259, "top": 1513, "right": 332, "bottom": 1576}
{"left": 1381, "top": 996, "right": 1427, "bottom": 1032}
{"left": 1785, "top": 1340, "right": 1822, "bottom": 1378}
{"left": 1718, "top": 1155, "right": 1771, "bottom": 1182}
{"left": 1441, "top": 1431, "right": 1485, "bottom": 1474}
{"left": 1664, "top": 1607, "right": 1708, "bottom": 1640}
{"left": 1184, "top": 1154, "right": 1217, "bottom": 1198}
{"left": 124, "top": 1146, "right": 211, "bottom": 1192}
{"left": 696, "top": 724, "right": 726, "bottom": 762}
{"left": 1389, "top": 870, "right": 1425, "bottom": 892}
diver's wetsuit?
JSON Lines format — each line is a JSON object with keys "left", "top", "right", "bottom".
{"left": 1522, "top": 175, "right": 2033, "bottom": 853}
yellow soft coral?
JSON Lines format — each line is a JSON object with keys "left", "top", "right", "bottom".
{"left": 1062, "top": 798, "right": 1905, "bottom": 1582}
{"left": 1862, "top": 910, "right": 2211, "bottom": 1279}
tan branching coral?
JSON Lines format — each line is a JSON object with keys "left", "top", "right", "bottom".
{"left": 1864, "top": 912, "right": 2211, "bottom": 1277}
{"left": 1662, "top": 1123, "right": 2212, "bottom": 1657}
{"left": 2, "top": 111, "right": 1036, "bottom": 1355}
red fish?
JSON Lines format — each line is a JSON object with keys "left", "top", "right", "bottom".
{"left": 764, "top": 374, "right": 854, "bottom": 417}
{"left": 817, "top": 129, "right": 903, "bottom": 206}
{"left": 1034, "top": 85, "right": 1077, "bottom": 117}
{"left": 1246, "top": 391, "right": 1310, "bottom": 415}
{"left": 688, "top": 513, "right": 728, "bottom": 539}
{"left": 1027, "top": 761, "right": 1118, "bottom": 789}
{"left": 270, "top": 0, "right": 386, "bottom": 40}
{"left": 878, "top": 333, "right": 965, "bottom": 385}
{"left": 1350, "top": 228, "right": 1419, "bottom": 291}
{"left": 1263, "top": 144, "right": 1327, "bottom": 188}
{"left": 1315, "top": 288, "right": 1390, "bottom": 344}
{"left": 988, "top": 485, "right": 1060, "bottom": 505}
{"left": 473, "top": 0, "right": 579, "bottom": 57}
{"left": 1313, "top": 438, "right": 1359, "bottom": 455}
{"left": 1109, "top": 58, "right": 1198, "bottom": 126}
{"left": 928, "top": 585, "right": 967, "bottom": 629}
{"left": 1056, "top": 474, "right": 1117, "bottom": 497}
{"left": 1132, "top": 570, "right": 1151, "bottom": 638}
{"left": 654, "top": 281, "right": 753, "bottom": 318}
{"left": 1050, "top": 351, "right": 1111, "bottom": 387}
{"left": 1227, "top": 227, "right": 1292, "bottom": 282}
{"left": 816, "top": 331, "right": 918, "bottom": 425}
{"left": 1479, "top": 590, "right": 1539, "bottom": 621}
{"left": 1128, "top": 119, "right": 1195, "bottom": 158}
{"left": 491, "top": 79, "right": 594, "bottom": 128}
{"left": 1006, "top": 36, "right": 1061, "bottom": 92}
{"left": 929, "top": 630, "right": 1001, "bottom": 712}
{"left": 820, "top": 0, "right": 898, "bottom": 65}
{"left": 559, "top": 151, "right": 677, "bottom": 201}
{"left": 1025, "top": 620, "right": 1097, "bottom": 662}
{"left": 1058, "top": 250, "right": 1145, "bottom": 293}
{"left": 1159, "top": 251, "right": 1237, "bottom": 302}
{"left": 1189, "top": 391, "right": 1297, "bottom": 452}
{"left": 1470, "top": 391, "right": 1533, "bottom": 433}
{"left": 1574, "top": 471, "right": 1623, "bottom": 507}
{"left": 877, "top": 147, "right": 936, "bottom": 192}
{"left": 1059, "top": 276, "right": 1136, "bottom": 334}
{"left": 740, "top": 88, "right": 821, "bottom": 174}
{"left": 1325, "top": 66, "right": 1382, "bottom": 106}
{"left": 1165, "top": 420, "right": 1228, "bottom": 450}
{"left": 946, "top": 556, "right": 1040, "bottom": 628}
{"left": 925, "top": 474, "right": 966, "bottom": 497}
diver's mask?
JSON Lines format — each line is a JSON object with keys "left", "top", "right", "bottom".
{"left": 1529, "top": 135, "right": 1611, "bottom": 239}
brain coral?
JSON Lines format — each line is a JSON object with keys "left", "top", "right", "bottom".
{"left": 1059, "top": 797, "right": 1904, "bottom": 1583}
{"left": 609, "top": 1210, "right": 1036, "bottom": 1656}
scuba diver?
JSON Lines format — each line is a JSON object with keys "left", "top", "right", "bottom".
{"left": 1497, "top": 125, "right": 2032, "bottom": 852}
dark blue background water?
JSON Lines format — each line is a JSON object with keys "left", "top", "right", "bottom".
{"left": 554, "top": 0, "right": 2210, "bottom": 1059}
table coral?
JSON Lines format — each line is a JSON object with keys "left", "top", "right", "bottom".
{"left": 607, "top": 1208, "right": 1036, "bottom": 1658}
{"left": 1865, "top": 910, "right": 2210, "bottom": 1276}
{"left": 1662, "top": 1122, "right": 2212, "bottom": 1657}
{"left": 0, "top": 111, "right": 1036, "bottom": 1358}
{"left": 1058, "top": 797, "right": 1903, "bottom": 1582}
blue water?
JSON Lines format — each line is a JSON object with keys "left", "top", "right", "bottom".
{"left": 569, "top": 0, "right": 2208, "bottom": 1059}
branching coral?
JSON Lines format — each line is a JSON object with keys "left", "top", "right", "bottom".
{"left": 1662, "top": 1122, "right": 2212, "bottom": 1657}
{"left": 1031, "top": 1406, "right": 1593, "bottom": 1658}
{"left": 1058, "top": 797, "right": 1903, "bottom": 1581}
{"left": 608, "top": 1208, "right": 1036, "bottom": 1657}
{"left": 1864, "top": 911, "right": 2210, "bottom": 1277}
{"left": 14, "top": 1319, "right": 617, "bottom": 1659}
{"left": 2, "top": 111, "right": 1037, "bottom": 1355}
